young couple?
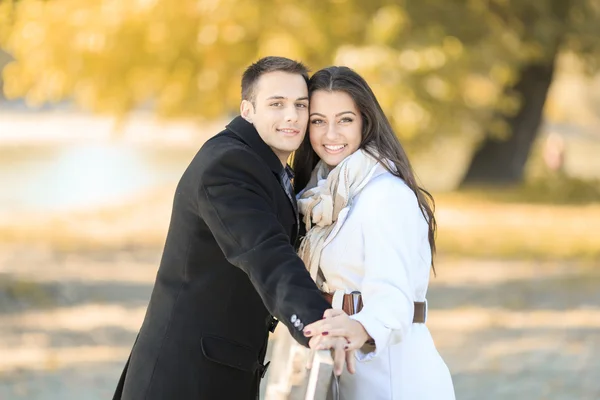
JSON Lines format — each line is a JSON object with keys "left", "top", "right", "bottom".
{"left": 113, "top": 56, "right": 455, "bottom": 399}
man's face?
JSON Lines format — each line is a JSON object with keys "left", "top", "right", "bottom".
{"left": 241, "top": 71, "right": 309, "bottom": 165}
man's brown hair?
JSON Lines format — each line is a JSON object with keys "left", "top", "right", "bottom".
{"left": 241, "top": 56, "right": 310, "bottom": 106}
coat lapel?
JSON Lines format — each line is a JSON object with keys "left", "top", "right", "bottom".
{"left": 227, "top": 116, "right": 299, "bottom": 240}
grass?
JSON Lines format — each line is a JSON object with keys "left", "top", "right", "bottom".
{"left": 456, "top": 174, "right": 600, "bottom": 205}
{"left": 0, "top": 276, "right": 56, "bottom": 309}
{"left": 0, "top": 185, "right": 173, "bottom": 252}
{"left": 0, "top": 183, "right": 599, "bottom": 260}
{"left": 435, "top": 189, "right": 600, "bottom": 260}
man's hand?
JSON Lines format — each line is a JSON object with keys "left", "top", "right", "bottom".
{"left": 306, "top": 336, "right": 356, "bottom": 376}
{"left": 303, "top": 309, "right": 371, "bottom": 351}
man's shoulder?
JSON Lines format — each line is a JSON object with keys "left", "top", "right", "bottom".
{"left": 193, "top": 128, "right": 267, "bottom": 178}
{"left": 200, "top": 128, "right": 247, "bottom": 156}
{"left": 195, "top": 128, "right": 253, "bottom": 162}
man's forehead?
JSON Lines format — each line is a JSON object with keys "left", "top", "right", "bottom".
{"left": 254, "top": 71, "right": 308, "bottom": 100}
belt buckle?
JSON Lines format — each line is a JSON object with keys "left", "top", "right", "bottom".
{"left": 350, "top": 291, "right": 361, "bottom": 315}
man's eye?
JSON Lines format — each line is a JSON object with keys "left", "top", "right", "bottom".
{"left": 296, "top": 103, "right": 308, "bottom": 108}
{"left": 270, "top": 102, "right": 282, "bottom": 107}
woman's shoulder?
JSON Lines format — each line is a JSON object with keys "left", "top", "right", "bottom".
{"left": 351, "top": 166, "right": 426, "bottom": 229}
{"left": 356, "top": 166, "right": 418, "bottom": 207}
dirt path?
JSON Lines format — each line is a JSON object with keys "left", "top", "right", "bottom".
{"left": 1, "top": 245, "right": 599, "bottom": 399}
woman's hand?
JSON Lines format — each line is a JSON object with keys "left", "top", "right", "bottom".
{"left": 305, "top": 336, "right": 357, "bottom": 375}
{"left": 303, "top": 309, "right": 372, "bottom": 351}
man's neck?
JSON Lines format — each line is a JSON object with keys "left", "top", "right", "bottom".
{"left": 274, "top": 151, "right": 291, "bottom": 168}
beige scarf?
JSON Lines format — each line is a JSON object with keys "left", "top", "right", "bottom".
{"left": 297, "top": 148, "right": 386, "bottom": 292}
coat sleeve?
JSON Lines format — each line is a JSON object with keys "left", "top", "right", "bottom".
{"left": 197, "top": 145, "right": 330, "bottom": 347}
{"left": 349, "top": 175, "right": 427, "bottom": 361}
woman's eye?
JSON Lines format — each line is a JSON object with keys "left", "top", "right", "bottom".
{"left": 310, "top": 119, "right": 324, "bottom": 125}
{"left": 340, "top": 118, "right": 353, "bottom": 123}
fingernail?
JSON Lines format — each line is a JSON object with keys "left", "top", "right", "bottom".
{"left": 344, "top": 345, "right": 349, "bottom": 350}
{"left": 322, "top": 331, "right": 329, "bottom": 336}
{"left": 304, "top": 330, "right": 311, "bottom": 335}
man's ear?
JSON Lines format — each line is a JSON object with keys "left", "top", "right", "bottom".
{"left": 240, "top": 100, "right": 254, "bottom": 123}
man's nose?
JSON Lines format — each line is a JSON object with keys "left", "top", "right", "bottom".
{"left": 284, "top": 105, "right": 299, "bottom": 123}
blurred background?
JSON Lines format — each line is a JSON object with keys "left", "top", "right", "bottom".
{"left": 1, "top": 0, "right": 599, "bottom": 399}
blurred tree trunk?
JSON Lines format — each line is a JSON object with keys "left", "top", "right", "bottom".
{"left": 460, "top": 53, "right": 558, "bottom": 186}
{"left": 461, "top": 0, "right": 572, "bottom": 187}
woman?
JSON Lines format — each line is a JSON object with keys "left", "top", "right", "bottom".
{"left": 294, "top": 66, "right": 455, "bottom": 399}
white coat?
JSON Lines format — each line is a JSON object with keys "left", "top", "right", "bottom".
{"left": 319, "top": 166, "right": 456, "bottom": 400}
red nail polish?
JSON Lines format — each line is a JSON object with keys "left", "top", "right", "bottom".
{"left": 322, "top": 332, "right": 329, "bottom": 336}
{"left": 304, "top": 330, "right": 311, "bottom": 335}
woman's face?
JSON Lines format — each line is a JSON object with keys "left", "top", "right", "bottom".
{"left": 308, "top": 90, "right": 363, "bottom": 168}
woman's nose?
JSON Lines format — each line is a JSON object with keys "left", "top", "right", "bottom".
{"left": 325, "top": 124, "right": 339, "bottom": 139}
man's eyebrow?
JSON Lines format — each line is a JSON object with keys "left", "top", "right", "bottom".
{"left": 265, "top": 96, "right": 309, "bottom": 101}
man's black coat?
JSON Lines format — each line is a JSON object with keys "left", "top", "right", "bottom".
{"left": 114, "top": 116, "right": 331, "bottom": 399}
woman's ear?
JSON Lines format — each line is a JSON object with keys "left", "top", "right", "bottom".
{"left": 240, "top": 100, "right": 254, "bottom": 123}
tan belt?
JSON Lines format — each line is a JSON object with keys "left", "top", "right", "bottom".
{"left": 322, "top": 292, "right": 427, "bottom": 323}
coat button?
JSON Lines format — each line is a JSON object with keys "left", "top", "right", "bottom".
{"left": 291, "top": 314, "right": 297, "bottom": 323}
{"left": 294, "top": 319, "right": 301, "bottom": 327}
{"left": 298, "top": 322, "right": 304, "bottom": 330}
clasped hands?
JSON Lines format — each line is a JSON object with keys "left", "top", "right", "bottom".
{"left": 302, "top": 309, "right": 372, "bottom": 376}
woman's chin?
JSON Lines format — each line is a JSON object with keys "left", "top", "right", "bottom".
{"left": 318, "top": 152, "right": 348, "bottom": 168}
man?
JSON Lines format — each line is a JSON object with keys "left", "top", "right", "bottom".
{"left": 113, "top": 56, "right": 350, "bottom": 400}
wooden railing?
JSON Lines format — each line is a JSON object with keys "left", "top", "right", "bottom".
{"left": 265, "top": 332, "right": 337, "bottom": 400}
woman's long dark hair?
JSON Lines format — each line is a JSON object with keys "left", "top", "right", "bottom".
{"left": 293, "top": 66, "right": 438, "bottom": 273}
